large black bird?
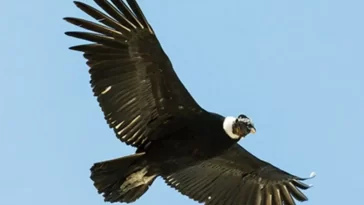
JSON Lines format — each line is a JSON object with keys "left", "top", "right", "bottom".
{"left": 64, "top": 0, "right": 314, "bottom": 204}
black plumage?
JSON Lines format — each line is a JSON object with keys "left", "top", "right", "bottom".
{"left": 64, "top": 0, "right": 314, "bottom": 204}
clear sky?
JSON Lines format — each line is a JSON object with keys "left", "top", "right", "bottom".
{"left": 1, "top": 0, "right": 363, "bottom": 204}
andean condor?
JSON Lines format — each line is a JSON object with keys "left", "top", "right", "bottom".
{"left": 64, "top": 0, "right": 314, "bottom": 204}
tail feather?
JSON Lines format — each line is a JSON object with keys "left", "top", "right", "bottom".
{"left": 90, "top": 153, "right": 157, "bottom": 203}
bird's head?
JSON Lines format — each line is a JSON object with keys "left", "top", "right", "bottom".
{"left": 223, "top": 114, "right": 256, "bottom": 140}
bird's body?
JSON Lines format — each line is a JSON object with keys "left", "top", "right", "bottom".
{"left": 138, "top": 112, "right": 236, "bottom": 169}
{"left": 65, "top": 0, "right": 314, "bottom": 204}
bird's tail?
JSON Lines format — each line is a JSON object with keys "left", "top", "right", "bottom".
{"left": 90, "top": 153, "right": 157, "bottom": 203}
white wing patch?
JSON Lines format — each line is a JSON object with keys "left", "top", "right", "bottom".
{"left": 115, "top": 121, "right": 125, "bottom": 129}
{"left": 118, "top": 115, "right": 140, "bottom": 136}
{"left": 119, "top": 167, "right": 156, "bottom": 193}
{"left": 101, "top": 86, "right": 112, "bottom": 95}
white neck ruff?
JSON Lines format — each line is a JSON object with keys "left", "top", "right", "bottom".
{"left": 223, "top": 116, "right": 240, "bottom": 139}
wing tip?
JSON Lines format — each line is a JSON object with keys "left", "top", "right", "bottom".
{"left": 68, "top": 45, "right": 81, "bottom": 51}
{"left": 63, "top": 17, "right": 74, "bottom": 23}
{"left": 296, "top": 170, "right": 317, "bottom": 181}
{"left": 73, "top": 1, "right": 95, "bottom": 12}
{"left": 309, "top": 171, "right": 316, "bottom": 178}
{"left": 73, "top": 1, "right": 84, "bottom": 7}
{"left": 64, "top": 31, "right": 75, "bottom": 37}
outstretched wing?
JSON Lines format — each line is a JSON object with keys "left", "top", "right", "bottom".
{"left": 64, "top": 0, "right": 202, "bottom": 148}
{"left": 163, "top": 144, "right": 313, "bottom": 205}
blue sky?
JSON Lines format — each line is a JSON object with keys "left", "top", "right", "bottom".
{"left": 1, "top": 0, "right": 363, "bottom": 204}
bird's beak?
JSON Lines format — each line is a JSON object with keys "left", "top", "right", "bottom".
{"left": 250, "top": 127, "right": 256, "bottom": 134}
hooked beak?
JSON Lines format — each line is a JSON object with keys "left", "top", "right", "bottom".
{"left": 249, "top": 127, "right": 256, "bottom": 134}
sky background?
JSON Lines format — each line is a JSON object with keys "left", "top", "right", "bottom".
{"left": 1, "top": 0, "right": 363, "bottom": 204}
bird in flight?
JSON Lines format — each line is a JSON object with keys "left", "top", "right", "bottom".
{"left": 64, "top": 0, "right": 314, "bottom": 204}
